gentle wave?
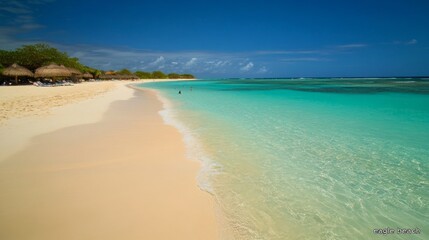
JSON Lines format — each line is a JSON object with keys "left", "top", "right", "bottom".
{"left": 151, "top": 88, "right": 221, "bottom": 194}
{"left": 140, "top": 80, "right": 429, "bottom": 240}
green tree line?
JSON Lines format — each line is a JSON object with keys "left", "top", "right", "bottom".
{"left": 0, "top": 44, "right": 195, "bottom": 79}
{"left": 0, "top": 44, "right": 97, "bottom": 74}
{"left": 134, "top": 71, "right": 194, "bottom": 79}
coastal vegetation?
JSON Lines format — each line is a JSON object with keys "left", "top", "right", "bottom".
{"left": 0, "top": 44, "right": 195, "bottom": 83}
{"left": 0, "top": 44, "right": 94, "bottom": 73}
{"left": 135, "top": 71, "right": 194, "bottom": 79}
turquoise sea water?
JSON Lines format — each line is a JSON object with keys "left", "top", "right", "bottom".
{"left": 139, "top": 78, "right": 429, "bottom": 240}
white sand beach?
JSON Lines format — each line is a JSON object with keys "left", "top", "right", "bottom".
{"left": 0, "top": 80, "right": 218, "bottom": 239}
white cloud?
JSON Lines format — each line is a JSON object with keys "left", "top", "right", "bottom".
{"left": 61, "top": 47, "right": 235, "bottom": 72}
{"left": 0, "top": 32, "right": 366, "bottom": 77}
{"left": 257, "top": 66, "right": 268, "bottom": 73}
{"left": 185, "top": 57, "right": 197, "bottom": 66}
{"left": 240, "top": 62, "right": 254, "bottom": 71}
{"left": 214, "top": 60, "right": 230, "bottom": 67}
{"left": 144, "top": 56, "right": 165, "bottom": 70}
{"left": 151, "top": 56, "right": 165, "bottom": 65}
{"left": 201, "top": 60, "right": 233, "bottom": 73}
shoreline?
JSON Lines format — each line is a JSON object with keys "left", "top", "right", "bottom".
{"left": 0, "top": 80, "right": 218, "bottom": 239}
{"left": 132, "top": 84, "right": 214, "bottom": 192}
{"left": 134, "top": 82, "right": 233, "bottom": 239}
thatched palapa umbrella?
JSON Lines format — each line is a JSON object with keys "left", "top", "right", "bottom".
{"left": 98, "top": 74, "right": 114, "bottom": 80}
{"left": 67, "top": 67, "right": 82, "bottom": 76}
{"left": 35, "top": 63, "right": 71, "bottom": 80}
{"left": 82, "top": 72, "right": 93, "bottom": 79}
{"left": 2, "top": 63, "right": 34, "bottom": 84}
{"left": 66, "top": 67, "right": 83, "bottom": 82}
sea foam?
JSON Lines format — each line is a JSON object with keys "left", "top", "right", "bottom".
{"left": 151, "top": 88, "right": 221, "bottom": 194}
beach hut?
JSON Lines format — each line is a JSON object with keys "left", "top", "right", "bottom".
{"left": 2, "top": 63, "right": 34, "bottom": 84}
{"left": 35, "top": 63, "right": 71, "bottom": 80}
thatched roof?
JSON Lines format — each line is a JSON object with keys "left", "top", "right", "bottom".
{"left": 98, "top": 74, "right": 113, "bottom": 79}
{"left": 82, "top": 72, "right": 93, "bottom": 78}
{"left": 66, "top": 67, "right": 82, "bottom": 76}
{"left": 35, "top": 63, "right": 72, "bottom": 78}
{"left": 2, "top": 63, "right": 33, "bottom": 77}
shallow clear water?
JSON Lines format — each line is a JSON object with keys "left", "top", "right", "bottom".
{"left": 140, "top": 78, "right": 429, "bottom": 240}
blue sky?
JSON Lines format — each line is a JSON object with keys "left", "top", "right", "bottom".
{"left": 1, "top": 0, "right": 428, "bottom": 77}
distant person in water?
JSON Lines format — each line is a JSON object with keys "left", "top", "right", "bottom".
{"left": 178, "top": 90, "right": 181, "bottom": 94}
